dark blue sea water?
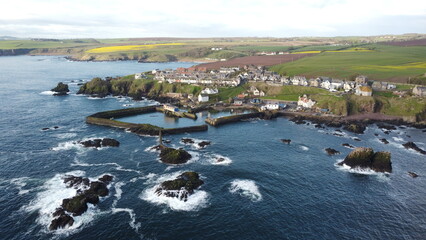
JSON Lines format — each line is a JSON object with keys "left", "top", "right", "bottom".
{"left": 1, "top": 56, "right": 425, "bottom": 240}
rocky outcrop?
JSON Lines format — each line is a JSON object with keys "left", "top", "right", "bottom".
{"left": 155, "top": 172, "right": 204, "bottom": 201}
{"left": 342, "top": 143, "right": 354, "bottom": 149}
{"left": 338, "top": 147, "right": 392, "bottom": 173}
{"left": 343, "top": 123, "right": 366, "bottom": 134}
{"left": 379, "top": 138, "right": 389, "bottom": 144}
{"left": 402, "top": 142, "right": 426, "bottom": 155}
{"left": 51, "top": 82, "right": 69, "bottom": 96}
{"left": 79, "top": 138, "right": 120, "bottom": 148}
{"left": 408, "top": 172, "right": 419, "bottom": 178}
{"left": 49, "top": 174, "right": 113, "bottom": 231}
{"left": 325, "top": 148, "right": 340, "bottom": 155}
{"left": 281, "top": 139, "right": 291, "bottom": 144}
{"left": 159, "top": 147, "right": 192, "bottom": 164}
{"left": 181, "top": 138, "right": 195, "bottom": 144}
{"left": 198, "top": 141, "right": 211, "bottom": 148}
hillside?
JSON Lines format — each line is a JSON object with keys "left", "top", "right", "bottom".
{"left": 270, "top": 44, "right": 426, "bottom": 83}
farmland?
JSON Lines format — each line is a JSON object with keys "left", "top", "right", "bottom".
{"left": 270, "top": 44, "right": 426, "bottom": 83}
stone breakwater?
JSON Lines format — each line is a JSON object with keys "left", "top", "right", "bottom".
{"left": 86, "top": 105, "right": 207, "bottom": 136}
{"left": 205, "top": 112, "right": 265, "bottom": 126}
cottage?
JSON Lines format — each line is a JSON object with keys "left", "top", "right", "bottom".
{"left": 355, "top": 75, "right": 368, "bottom": 85}
{"left": 343, "top": 81, "right": 355, "bottom": 92}
{"left": 372, "top": 81, "right": 388, "bottom": 91}
{"left": 233, "top": 98, "right": 245, "bottom": 106}
{"left": 135, "top": 73, "right": 144, "bottom": 79}
{"left": 198, "top": 94, "right": 209, "bottom": 102}
{"left": 309, "top": 78, "right": 320, "bottom": 87}
{"left": 261, "top": 102, "right": 280, "bottom": 110}
{"left": 201, "top": 88, "right": 218, "bottom": 95}
{"left": 259, "top": 91, "right": 265, "bottom": 97}
{"left": 355, "top": 85, "right": 373, "bottom": 96}
{"left": 297, "top": 95, "right": 316, "bottom": 108}
{"left": 413, "top": 86, "right": 426, "bottom": 97}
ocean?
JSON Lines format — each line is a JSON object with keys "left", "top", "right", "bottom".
{"left": 0, "top": 56, "right": 425, "bottom": 240}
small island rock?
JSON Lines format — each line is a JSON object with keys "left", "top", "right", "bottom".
{"left": 338, "top": 147, "right": 392, "bottom": 173}
{"left": 51, "top": 82, "right": 70, "bottom": 96}
{"left": 155, "top": 172, "right": 204, "bottom": 201}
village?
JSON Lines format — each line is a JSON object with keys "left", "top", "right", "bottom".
{"left": 135, "top": 65, "right": 426, "bottom": 114}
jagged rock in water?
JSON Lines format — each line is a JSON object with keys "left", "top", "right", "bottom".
{"left": 61, "top": 195, "right": 89, "bottom": 216}
{"left": 325, "top": 148, "right": 340, "bottom": 155}
{"left": 353, "top": 138, "right": 361, "bottom": 142}
{"left": 98, "top": 175, "right": 113, "bottom": 184}
{"left": 408, "top": 172, "right": 419, "bottom": 178}
{"left": 379, "top": 138, "right": 389, "bottom": 144}
{"left": 376, "top": 123, "right": 397, "bottom": 131}
{"left": 281, "top": 139, "right": 291, "bottom": 144}
{"left": 49, "top": 212, "right": 74, "bottom": 230}
{"left": 79, "top": 138, "right": 120, "bottom": 148}
{"left": 343, "top": 123, "right": 366, "bottom": 134}
{"left": 198, "top": 141, "right": 211, "bottom": 148}
{"left": 42, "top": 127, "right": 50, "bottom": 131}
{"left": 402, "top": 142, "right": 426, "bottom": 155}
{"left": 216, "top": 157, "right": 225, "bottom": 163}
{"left": 181, "top": 138, "right": 195, "bottom": 144}
{"left": 342, "top": 143, "right": 354, "bottom": 149}
{"left": 159, "top": 147, "right": 192, "bottom": 164}
{"left": 155, "top": 172, "right": 204, "bottom": 201}
{"left": 87, "top": 181, "right": 109, "bottom": 197}
{"left": 338, "top": 147, "right": 392, "bottom": 173}
{"left": 63, "top": 176, "right": 90, "bottom": 188}
{"left": 51, "top": 82, "right": 69, "bottom": 96}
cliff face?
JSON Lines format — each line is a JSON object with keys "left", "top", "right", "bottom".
{"left": 0, "top": 48, "right": 34, "bottom": 56}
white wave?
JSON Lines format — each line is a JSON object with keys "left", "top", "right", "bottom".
{"left": 144, "top": 145, "right": 161, "bottom": 153}
{"left": 54, "top": 133, "right": 78, "bottom": 139}
{"left": 111, "top": 208, "right": 141, "bottom": 232}
{"left": 299, "top": 145, "right": 309, "bottom": 151}
{"left": 22, "top": 170, "right": 96, "bottom": 232}
{"left": 186, "top": 151, "right": 200, "bottom": 164}
{"left": 180, "top": 138, "right": 211, "bottom": 150}
{"left": 206, "top": 154, "right": 233, "bottom": 166}
{"left": 140, "top": 171, "right": 209, "bottom": 211}
{"left": 51, "top": 141, "right": 85, "bottom": 152}
{"left": 10, "top": 177, "right": 33, "bottom": 195}
{"left": 334, "top": 161, "right": 390, "bottom": 180}
{"left": 392, "top": 137, "right": 404, "bottom": 142}
{"left": 40, "top": 91, "right": 56, "bottom": 95}
{"left": 71, "top": 162, "right": 143, "bottom": 174}
{"left": 229, "top": 179, "right": 262, "bottom": 202}
{"left": 112, "top": 182, "right": 125, "bottom": 208}
{"left": 87, "top": 97, "right": 103, "bottom": 100}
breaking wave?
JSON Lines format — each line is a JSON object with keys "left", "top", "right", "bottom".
{"left": 140, "top": 171, "right": 209, "bottom": 211}
{"left": 229, "top": 179, "right": 262, "bottom": 202}
{"left": 22, "top": 171, "right": 105, "bottom": 234}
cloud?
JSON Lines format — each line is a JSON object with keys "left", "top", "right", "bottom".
{"left": 0, "top": 0, "right": 425, "bottom": 38}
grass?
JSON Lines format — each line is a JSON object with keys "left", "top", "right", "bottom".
{"left": 373, "top": 91, "right": 394, "bottom": 98}
{"left": 270, "top": 44, "right": 426, "bottom": 82}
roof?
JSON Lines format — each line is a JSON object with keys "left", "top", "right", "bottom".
{"left": 360, "top": 86, "right": 372, "bottom": 92}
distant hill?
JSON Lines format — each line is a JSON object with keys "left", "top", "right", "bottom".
{"left": 0, "top": 36, "right": 25, "bottom": 41}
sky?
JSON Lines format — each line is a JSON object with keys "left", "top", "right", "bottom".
{"left": 1, "top": 0, "right": 426, "bottom": 38}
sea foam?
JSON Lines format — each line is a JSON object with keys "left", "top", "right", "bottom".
{"left": 229, "top": 179, "right": 262, "bottom": 202}
{"left": 140, "top": 171, "right": 209, "bottom": 211}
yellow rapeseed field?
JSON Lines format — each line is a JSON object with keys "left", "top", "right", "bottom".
{"left": 86, "top": 43, "right": 184, "bottom": 54}
{"left": 355, "top": 62, "right": 426, "bottom": 70}
{"left": 290, "top": 50, "right": 321, "bottom": 54}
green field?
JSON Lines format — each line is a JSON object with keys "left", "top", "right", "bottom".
{"left": 270, "top": 44, "right": 426, "bottom": 82}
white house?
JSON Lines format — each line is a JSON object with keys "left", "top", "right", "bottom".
{"left": 355, "top": 85, "right": 373, "bottom": 96}
{"left": 201, "top": 88, "right": 218, "bottom": 95}
{"left": 343, "top": 81, "right": 355, "bottom": 92}
{"left": 321, "top": 80, "right": 331, "bottom": 90}
{"left": 198, "top": 94, "right": 209, "bottom": 102}
{"left": 297, "top": 95, "right": 316, "bottom": 108}
{"left": 261, "top": 102, "right": 280, "bottom": 110}
{"left": 135, "top": 73, "right": 144, "bottom": 79}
